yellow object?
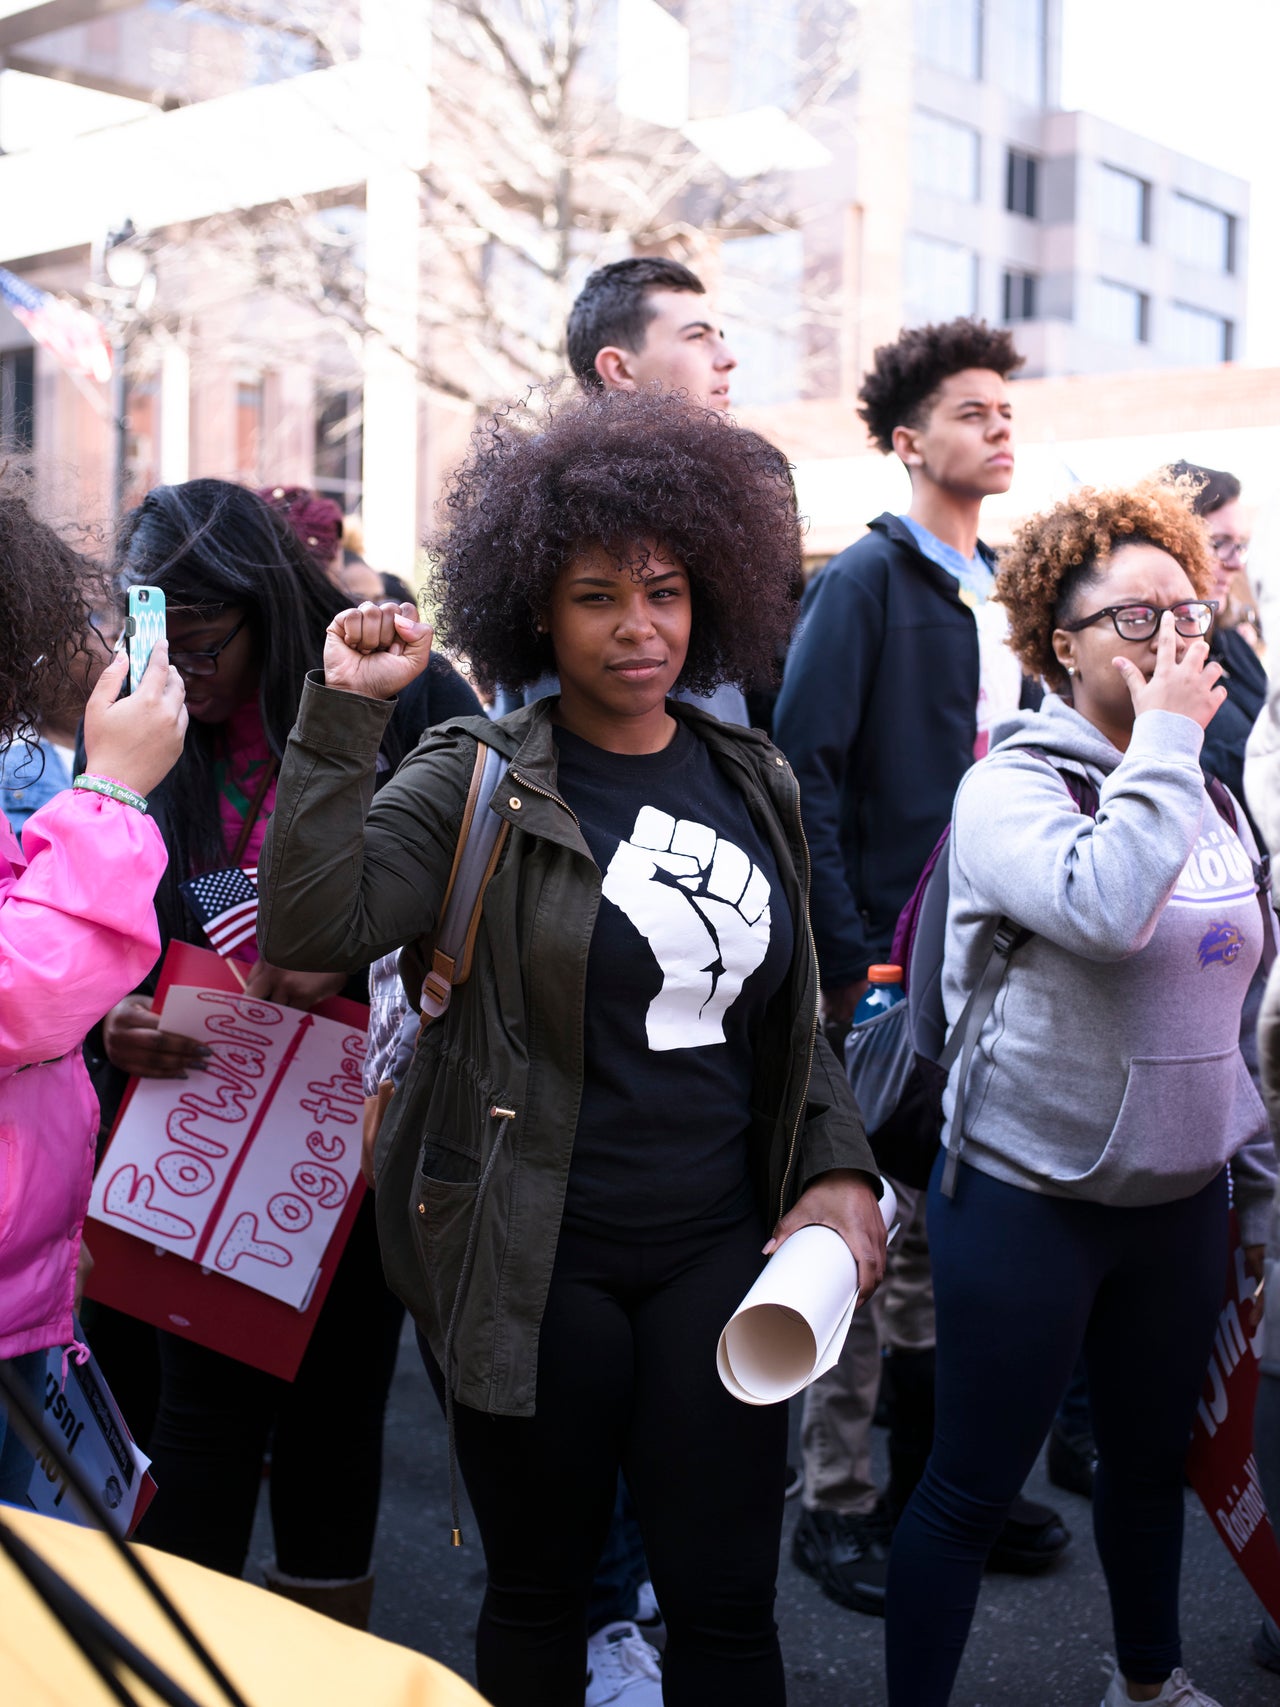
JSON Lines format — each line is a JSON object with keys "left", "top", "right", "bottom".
{"left": 0, "top": 1505, "right": 487, "bottom": 1707}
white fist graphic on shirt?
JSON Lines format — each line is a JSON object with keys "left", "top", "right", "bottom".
{"left": 602, "top": 806, "right": 772, "bottom": 1051}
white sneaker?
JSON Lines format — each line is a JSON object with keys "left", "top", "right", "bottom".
{"left": 585, "top": 1620, "right": 663, "bottom": 1706}
{"left": 1101, "top": 1665, "right": 1223, "bottom": 1707}
{"left": 633, "top": 1580, "right": 667, "bottom": 1653}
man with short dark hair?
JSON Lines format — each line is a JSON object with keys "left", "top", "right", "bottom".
{"left": 496, "top": 257, "right": 747, "bottom": 732}
{"left": 773, "top": 317, "right": 1067, "bottom": 1617}
{"left": 567, "top": 257, "right": 736, "bottom": 407}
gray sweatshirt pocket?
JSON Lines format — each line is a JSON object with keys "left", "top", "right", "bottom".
{"left": 1063, "top": 1047, "right": 1264, "bottom": 1205}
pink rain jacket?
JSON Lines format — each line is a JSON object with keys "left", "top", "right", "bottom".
{"left": 0, "top": 790, "right": 166, "bottom": 1359}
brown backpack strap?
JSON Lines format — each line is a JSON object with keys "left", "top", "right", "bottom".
{"left": 418, "top": 740, "right": 509, "bottom": 1025}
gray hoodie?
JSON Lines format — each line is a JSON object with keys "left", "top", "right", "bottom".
{"left": 943, "top": 693, "right": 1274, "bottom": 1244}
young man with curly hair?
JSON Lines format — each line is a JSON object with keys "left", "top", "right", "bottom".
{"left": 772, "top": 317, "right": 1068, "bottom": 1617}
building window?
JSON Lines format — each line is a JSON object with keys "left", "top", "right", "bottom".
{"left": 988, "top": 0, "right": 1045, "bottom": 104}
{"left": 720, "top": 230, "right": 804, "bottom": 407}
{"left": 913, "top": 110, "right": 980, "bottom": 200}
{"left": 1002, "top": 269, "right": 1038, "bottom": 322}
{"left": 315, "top": 388, "right": 362, "bottom": 512}
{"left": 1005, "top": 148, "right": 1039, "bottom": 218}
{"left": 915, "top": 0, "right": 981, "bottom": 80}
{"left": 729, "top": 0, "right": 796, "bottom": 111}
{"left": 1169, "top": 193, "right": 1236, "bottom": 275}
{"left": 0, "top": 348, "right": 34, "bottom": 451}
{"left": 235, "top": 378, "right": 264, "bottom": 484}
{"left": 1168, "top": 302, "right": 1234, "bottom": 364}
{"left": 904, "top": 233, "right": 978, "bottom": 323}
{"left": 1098, "top": 165, "right": 1150, "bottom": 244}
{"left": 1089, "top": 279, "right": 1149, "bottom": 345}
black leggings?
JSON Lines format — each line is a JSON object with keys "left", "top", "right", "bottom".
{"left": 421, "top": 1211, "right": 789, "bottom": 1707}
{"left": 137, "top": 1195, "right": 403, "bottom": 1579}
{"left": 886, "top": 1159, "right": 1228, "bottom": 1704}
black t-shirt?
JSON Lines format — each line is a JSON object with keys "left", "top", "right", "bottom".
{"left": 553, "top": 721, "right": 793, "bottom": 1235}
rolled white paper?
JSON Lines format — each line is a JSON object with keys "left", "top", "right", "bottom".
{"left": 717, "top": 1182, "right": 898, "bottom": 1406}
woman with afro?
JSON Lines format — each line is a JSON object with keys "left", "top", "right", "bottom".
{"left": 884, "top": 479, "right": 1276, "bottom": 1707}
{"left": 258, "top": 387, "right": 886, "bottom": 1707}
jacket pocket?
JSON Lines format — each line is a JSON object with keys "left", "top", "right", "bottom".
{"left": 410, "top": 1145, "right": 480, "bottom": 1350}
{"left": 1066, "top": 1046, "right": 1262, "bottom": 1204}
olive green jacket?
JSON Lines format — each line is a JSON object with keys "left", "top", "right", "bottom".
{"left": 259, "top": 676, "right": 877, "bottom": 1418}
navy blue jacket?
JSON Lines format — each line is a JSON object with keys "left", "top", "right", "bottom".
{"left": 1203, "top": 625, "right": 1267, "bottom": 842}
{"left": 773, "top": 512, "right": 1036, "bottom": 988}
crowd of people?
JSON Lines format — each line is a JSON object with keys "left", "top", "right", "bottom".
{"left": 1, "top": 253, "right": 1277, "bottom": 1707}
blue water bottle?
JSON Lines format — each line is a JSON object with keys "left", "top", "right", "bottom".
{"left": 854, "top": 964, "right": 905, "bottom": 1024}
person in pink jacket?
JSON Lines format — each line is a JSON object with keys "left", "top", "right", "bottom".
{"left": 0, "top": 479, "right": 187, "bottom": 1501}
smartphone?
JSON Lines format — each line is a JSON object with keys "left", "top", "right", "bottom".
{"left": 125, "top": 586, "right": 167, "bottom": 695}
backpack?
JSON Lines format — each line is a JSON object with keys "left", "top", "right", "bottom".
{"left": 843, "top": 754, "right": 1273, "bottom": 1197}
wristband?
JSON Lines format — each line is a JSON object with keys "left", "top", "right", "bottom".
{"left": 73, "top": 773, "right": 149, "bottom": 815}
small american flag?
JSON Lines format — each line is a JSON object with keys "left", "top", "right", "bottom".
{"left": 0, "top": 266, "right": 113, "bottom": 385}
{"left": 180, "top": 867, "right": 259, "bottom": 956}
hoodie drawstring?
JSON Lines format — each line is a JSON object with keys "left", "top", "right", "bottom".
{"left": 442, "top": 1104, "right": 515, "bottom": 1546}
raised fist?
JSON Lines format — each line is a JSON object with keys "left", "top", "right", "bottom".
{"left": 602, "top": 806, "right": 772, "bottom": 1051}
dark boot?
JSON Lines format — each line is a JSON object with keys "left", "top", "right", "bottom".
{"left": 262, "top": 1561, "right": 375, "bottom": 1629}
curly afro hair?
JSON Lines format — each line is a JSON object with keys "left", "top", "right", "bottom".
{"left": 0, "top": 458, "right": 105, "bottom": 747}
{"left": 857, "top": 319, "right": 1024, "bottom": 455}
{"left": 426, "top": 387, "right": 802, "bottom": 695}
{"left": 995, "top": 478, "right": 1215, "bottom": 693}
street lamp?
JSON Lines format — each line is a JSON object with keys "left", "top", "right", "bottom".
{"left": 98, "top": 222, "right": 156, "bottom": 523}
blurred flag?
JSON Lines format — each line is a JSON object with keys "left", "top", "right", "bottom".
{"left": 0, "top": 266, "right": 113, "bottom": 385}
{"left": 180, "top": 867, "right": 259, "bottom": 957}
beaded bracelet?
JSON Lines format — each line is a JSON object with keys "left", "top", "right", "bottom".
{"left": 73, "top": 774, "right": 149, "bottom": 815}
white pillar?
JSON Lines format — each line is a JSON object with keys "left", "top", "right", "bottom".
{"left": 359, "top": 0, "right": 429, "bottom": 583}
{"left": 158, "top": 339, "right": 190, "bottom": 485}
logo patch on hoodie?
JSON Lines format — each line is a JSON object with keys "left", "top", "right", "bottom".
{"left": 1197, "top": 922, "right": 1244, "bottom": 969}
{"left": 1172, "top": 823, "right": 1256, "bottom": 910}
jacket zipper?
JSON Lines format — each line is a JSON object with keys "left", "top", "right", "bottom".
{"left": 506, "top": 768, "right": 581, "bottom": 829}
{"left": 766, "top": 747, "right": 820, "bottom": 1222}
{"left": 777, "top": 1007, "right": 817, "bottom": 1222}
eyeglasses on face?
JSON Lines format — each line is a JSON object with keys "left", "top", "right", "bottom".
{"left": 1210, "top": 535, "right": 1249, "bottom": 565}
{"left": 1059, "top": 601, "right": 1218, "bottom": 642}
{"left": 169, "top": 612, "right": 249, "bottom": 677}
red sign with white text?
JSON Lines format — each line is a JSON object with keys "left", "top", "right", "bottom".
{"left": 1186, "top": 1221, "right": 1280, "bottom": 1624}
{"left": 85, "top": 942, "right": 369, "bottom": 1378}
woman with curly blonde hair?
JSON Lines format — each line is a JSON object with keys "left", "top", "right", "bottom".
{"left": 884, "top": 480, "right": 1276, "bottom": 1707}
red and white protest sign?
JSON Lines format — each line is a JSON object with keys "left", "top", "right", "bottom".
{"left": 1186, "top": 1219, "right": 1280, "bottom": 1624}
{"left": 85, "top": 941, "right": 370, "bottom": 1378}
{"left": 90, "top": 985, "right": 366, "bottom": 1310}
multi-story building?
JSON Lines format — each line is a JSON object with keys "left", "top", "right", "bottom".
{"left": 0, "top": 0, "right": 1254, "bottom": 567}
{"left": 718, "top": 0, "right": 1248, "bottom": 402}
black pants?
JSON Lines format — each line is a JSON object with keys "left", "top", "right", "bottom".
{"left": 886, "top": 1159, "right": 1228, "bottom": 1704}
{"left": 421, "top": 1212, "right": 789, "bottom": 1707}
{"left": 137, "top": 1195, "right": 403, "bottom": 1579}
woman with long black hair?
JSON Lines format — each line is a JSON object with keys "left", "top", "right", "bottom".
{"left": 96, "top": 478, "right": 482, "bottom": 1623}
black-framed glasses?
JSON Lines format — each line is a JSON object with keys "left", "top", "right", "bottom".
{"left": 1059, "top": 601, "right": 1218, "bottom": 642}
{"left": 1210, "top": 535, "right": 1250, "bottom": 565}
{"left": 169, "top": 613, "right": 249, "bottom": 677}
